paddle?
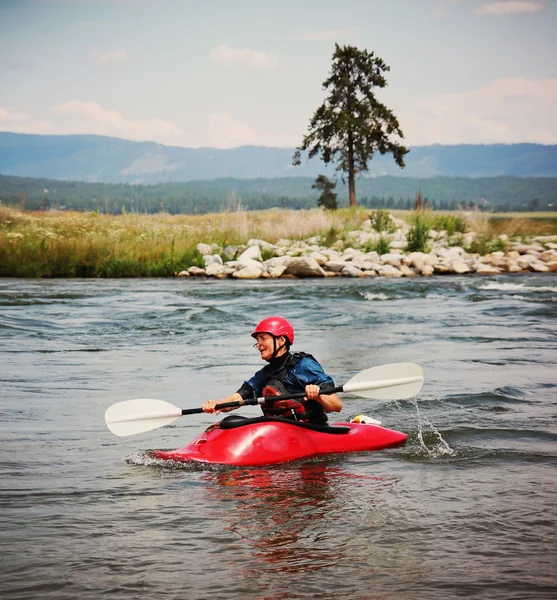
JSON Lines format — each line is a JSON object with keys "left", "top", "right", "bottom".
{"left": 105, "top": 362, "right": 423, "bottom": 437}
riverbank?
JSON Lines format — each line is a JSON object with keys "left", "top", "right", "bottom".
{"left": 1, "top": 205, "right": 556, "bottom": 277}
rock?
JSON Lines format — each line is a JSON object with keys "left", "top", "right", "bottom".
{"left": 529, "top": 261, "right": 549, "bottom": 273}
{"left": 324, "top": 260, "right": 346, "bottom": 272}
{"left": 232, "top": 266, "right": 263, "bottom": 279}
{"left": 475, "top": 264, "right": 502, "bottom": 274}
{"left": 203, "top": 253, "right": 223, "bottom": 267}
{"left": 238, "top": 245, "right": 262, "bottom": 263}
{"left": 223, "top": 245, "right": 237, "bottom": 260}
{"left": 309, "top": 251, "right": 329, "bottom": 265}
{"left": 379, "top": 265, "right": 403, "bottom": 278}
{"left": 196, "top": 243, "right": 212, "bottom": 255}
{"left": 400, "top": 265, "right": 418, "bottom": 277}
{"left": 507, "top": 263, "right": 523, "bottom": 273}
{"left": 285, "top": 257, "right": 326, "bottom": 277}
{"left": 517, "top": 255, "right": 539, "bottom": 269}
{"left": 434, "top": 264, "right": 451, "bottom": 274}
{"left": 450, "top": 259, "right": 471, "bottom": 274}
{"left": 238, "top": 257, "right": 264, "bottom": 271}
{"left": 205, "top": 262, "right": 224, "bottom": 276}
{"left": 267, "top": 264, "right": 288, "bottom": 278}
{"left": 539, "top": 250, "right": 557, "bottom": 262}
{"left": 380, "top": 253, "right": 402, "bottom": 267}
{"left": 420, "top": 265, "right": 435, "bottom": 276}
{"left": 341, "top": 264, "right": 362, "bottom": 277}
{"left": 351, "top": 255, "right": 373, "bottom": 270}
{"left": 177, "top": 270, "right": 190, "bottom": 277}
{"left": 247, "top": 238, "right": 275, "bottom": 250}
{"left": 188, "top": 266, "right": 206, "bottom": 276}
{"left": 361, "top": 270, "right": 377, "bottom": 277}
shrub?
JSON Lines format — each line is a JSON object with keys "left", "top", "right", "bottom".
{"left": 369, "top": 209, "right": 394, "bottom": 233}
{"left": 406, "top": 215, "right": 430, "bottom": 253}
{"left": 375, "top": 235, "right": 391, "bottom": 255}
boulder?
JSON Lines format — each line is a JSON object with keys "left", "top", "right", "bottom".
{"left": 285, "top": 257, "right": 326, "bottom": 277}
{"left": 399, "top": 265, "right": 418, "bottom": 277}
{"left": 529, "top": 261, "right": 549, "bottom": 273}
{"left": 188, "top": 266, "right": 206, "bottom": 276}
{"left": 420, "top": 265, "right": 435, "bottom": 276}
{"left": 205, "top": 262, "right": 224, "bottom": 276}
{"left": 267, "top": 264, "right": 288, "bottom": 278}
{"left": 238, "top": 245, "right": 262, "bottom": 263}
{"left": 203, "top": 253, "right": 223, "bottom": 267}
{"left": 341, "top": 264, "right": 363, "bottom": 277}
{"left": 380, "top": 253, "right": 402, "bottom": 267}
{"left": 177, "top": 270, "right": 190, "bottom": 277}
{"left": 196, "top": 243, "right": 212, "bottom": 255}
{"left": 449, "top": 259, "right": 471, "bottom": 274}
{"left": 223, "top": 245, "right": 237, "bottom": 260}
{"left": 324, "top": 260, "right": 346, "bottom": 273}
{"left": 475, "top": 264, "right": 502, "bottom": 274}
{"left": 232, "top": 266, "right": 264, "bottom": 279}
{"left": 379, "top": 265, "right": 403, "bottom": 278}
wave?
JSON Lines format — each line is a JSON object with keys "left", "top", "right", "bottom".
{"left": 361, "top": 292, "right": 390, "bottom": 301}
{"left": 480, "top": 282, "right": 557, "bottom": 293}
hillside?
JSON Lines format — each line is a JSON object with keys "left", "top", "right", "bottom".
{"left": 1, "top": 132, "right": 556, "bottom": 183}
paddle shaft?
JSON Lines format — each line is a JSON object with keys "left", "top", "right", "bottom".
{"left": 180, "top": 386, "right": 344, "bottom": 416}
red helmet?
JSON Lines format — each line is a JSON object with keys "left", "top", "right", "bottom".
{"left": 251, "top": 316, "right": 294, "bottom": 345}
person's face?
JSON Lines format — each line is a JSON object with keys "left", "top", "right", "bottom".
{"left": 254, "top": 333, "right": 285, "bottom": 361}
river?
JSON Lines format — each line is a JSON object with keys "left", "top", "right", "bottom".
{"left": 1, "top": 275, "right": 556, "bottom": 599}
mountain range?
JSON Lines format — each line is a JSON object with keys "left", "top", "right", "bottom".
{"left": 1, "top": 132, "right": 556, "bottom": 183}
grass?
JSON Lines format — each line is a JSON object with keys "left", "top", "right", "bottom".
{"left": 1, "top": 205, "right": 555, "bottom": 277}
{"left": 0, "top": 206, "right": 369, "bottom": 277}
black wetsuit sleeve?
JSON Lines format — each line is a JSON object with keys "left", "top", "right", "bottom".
{"left": 236, "top": 382, "right": 256, "bottom": 400}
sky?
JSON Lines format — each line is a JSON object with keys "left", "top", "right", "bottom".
{"left": 0, "top": 0, "right": 556, "bottom": 149}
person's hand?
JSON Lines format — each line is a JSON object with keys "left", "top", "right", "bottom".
{"left": 202, "top": 400, "right": 218, "bottom": 413}
{"left": 202, "top": 399, "right": 235, "bottom": 414}
{"left": 304, "top": 384, "right": 320, "bottom": 400}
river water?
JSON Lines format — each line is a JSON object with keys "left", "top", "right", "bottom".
{"left": 1, "top": 275, "right": 556, "bottom": 599}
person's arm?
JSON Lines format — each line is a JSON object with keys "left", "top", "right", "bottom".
{"left": 305, "top": 385, "right": 342, "bottom": 413}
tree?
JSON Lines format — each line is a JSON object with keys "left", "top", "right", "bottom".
{"left": 293, "top": 44, "right": 409, "bottom": 207}
{"left": 312, "top": 174, "right": 338, "bottom": 210}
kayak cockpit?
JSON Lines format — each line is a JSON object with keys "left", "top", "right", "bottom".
{"left": 218, "top": 414, "right": 350, "bottom": 434}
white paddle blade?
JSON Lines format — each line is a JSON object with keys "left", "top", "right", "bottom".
{"left": 343, "top": 363, "right": 424, "bottom": 400}
{"left": 105, "top": 398, "right": 182, "bottom": 437}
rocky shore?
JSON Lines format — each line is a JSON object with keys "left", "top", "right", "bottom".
{"left": 178, "top": 216, "right": 557, "bottom": 279}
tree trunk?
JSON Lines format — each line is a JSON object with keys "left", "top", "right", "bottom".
{"left": 348, "top": 132, "right": 357, "bottom": 206}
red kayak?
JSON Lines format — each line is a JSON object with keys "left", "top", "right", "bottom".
{"left": 152, "top": 415, "right": 407, "bottom": 467}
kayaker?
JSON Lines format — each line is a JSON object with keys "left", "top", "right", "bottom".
{"left": 202, "top": 316, "right": 342, "bottom": 424}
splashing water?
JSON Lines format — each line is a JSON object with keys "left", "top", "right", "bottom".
{"left": 408, "top": 398, "right": 455, "bottom": 458}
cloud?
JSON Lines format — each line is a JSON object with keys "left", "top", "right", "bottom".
{"left": 0, "top": 105, "right": 50, "bottom": 133}
{"left": 294, "top": 27, "right": 361, "bottom": 41}
{"left": 97, "top": 48, "right": 129, "bottom": 63}
{"left": 207, "top": 113, "right": 258, "bottom": 148}
{"left": 474, "top": 1, "right": 545, "bottom": 15}
{"left": 49, "top": 101, "right": 180, "bottom": 143}
{"left": 404, "top": 77, "right": 557, "bottom": 144}
{"left": 210, "top": 44, "right": 278, "bottom": 70}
